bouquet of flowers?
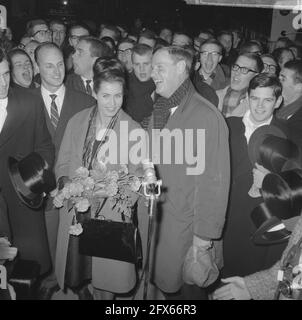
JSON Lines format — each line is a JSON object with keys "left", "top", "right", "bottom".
{"left": 51, "top": 161, "right": 142, "bottom": 235}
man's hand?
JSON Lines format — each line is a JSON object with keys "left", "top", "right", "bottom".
{"left": 212, "top": 277, "right": 252, "bottom": 300}
{"left": 0, "top": 238, "right": 17, "bottom": 261}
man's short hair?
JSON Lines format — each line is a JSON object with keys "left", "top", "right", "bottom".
{"left": 0, "top": 48, "right": 9, "bottom": 67}
{"left": 139, "top": 29, "right": 157, "bottom": 41}
{"left": 118, "top": 38, "right": 136, "bottom": 47}
{"left": 236, "top": 53, "right": 264, "bottom": 73}
{"left": 78, "top": 36, "right": 113, "bottom": 58}
{"left": 217, "top": 30, "right": 233, "bottom": 40}
{"left": 49, "top": 19, "right": 66, "bottom": 30}
{"left": 248, "top": 73, "right": 282, "bottom": 99}
{"left": 99, "top": 24, "right": 121, "bottom": 42}
{"left": 156, "top": 45, "right": 194, "bottom": 74}
{"left": 26, "top": 19, "right": 48, "bottom": 37}
{"left": 173, "top": 31, "right": 193, "bottom": 46}
{"left": 8, "top": 48, "right": 32, "bottom": 68}
{"left": 283, "top": 60, "right": 302, "bottom": 84}
{"left": 34, "top": 42, "right": 61, "bottom": 64}
{"left": 239, "top": 40, "right": 263, "bottom": 55}
{"left": 200, "top": 38, "right": 223, "bottom": 53}
{"left": 68, "top": 23, "right": 90, "bottom": 37}
{"left": 131, "top": 43, "right": 153, "bottom": 59}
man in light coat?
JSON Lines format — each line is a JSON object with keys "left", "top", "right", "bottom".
{"left": 147, "top": 46, "right": 230, "bottom": 299}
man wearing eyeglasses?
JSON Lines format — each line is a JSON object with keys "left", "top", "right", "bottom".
{"left": 27, "top": 19, "right": 52, "bottom": 44}
{"left": 64, "top": 24, "right": 90, "bottom": 72}
{"left": 196, "top": 39, "right": 229, "bottom": 90}
{"left": 117, "top": 38, "right": 136, "bottom": 73}
{"left": 50, "top": 19, "right": 66, "bottom": 48}
{"left": 192, "top": 39, "right": 229, "bottom": 107}
{"left": 216, "top": 53, "right": 264, "bottom": 117}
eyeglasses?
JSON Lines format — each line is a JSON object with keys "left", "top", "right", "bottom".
{"left": 200, "top": 51, "right": 221, "bottom": 58}
{"left": 232, "top": 64, "right": 258, "bottom": 75}
{"left": 117, "top": 48, "right": 132, "bottom": 55}
{"left": 32, "top": 30, "right": 52, "bottom": 38}
{"left": 263, "top": 63, "right": 277, "bottom": 73}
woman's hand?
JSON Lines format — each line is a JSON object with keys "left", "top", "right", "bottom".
{"left": 252, "top": 163, "right": 270, "bottom": 189}
{"left": 212, "top": 277, "right": 252, "bottom": 300}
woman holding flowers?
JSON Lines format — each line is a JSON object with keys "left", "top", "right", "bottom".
{"left": 54, "top": 57, "right": 147, "bottom": 300}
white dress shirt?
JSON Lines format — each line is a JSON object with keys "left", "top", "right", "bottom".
{"left": 0, "top": 98, "right": 8, "bottom": 133}
{"left": 81, "top": 76, "right": 94, "bottom": 93}
{"left": 242, "top": 110, "right": 273, "bottom": 143}
{"left": 41, "top": 85, "right": 66, "bottom": 117}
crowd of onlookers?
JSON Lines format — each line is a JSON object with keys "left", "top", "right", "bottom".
{"left": 1, "top": 15, "right": 302, "bottom": 301}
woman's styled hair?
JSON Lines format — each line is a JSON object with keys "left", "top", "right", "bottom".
{"left": 93, "top": 57, "right": 126, "bottom": 93}
{"left": 261, "top": 169, "right": 302, "bottom": 220}
{"left": 257, "top": 135, "right": 299, "bottom": 173}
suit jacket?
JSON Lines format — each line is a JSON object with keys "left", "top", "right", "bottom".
{"left": 31, "top": 86, "right": 96, "bottom": 156}
{"left": 148, "top": 81, "right": 230, "bottom": 292}
{"left": 222, "top": 116, "right": 288, "bottom": 278}
{"left": 279, "top": 96, "right": 302, "bottom": 151}
{"left": 65, "top": 73, "right": 87, "bottom": 95}
{"left": 0, "top": 88, "right": 55, "bottom": 274}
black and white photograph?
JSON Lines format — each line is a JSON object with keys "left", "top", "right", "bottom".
{"left": 0, "top": 0, "right": 302, "bottom": 304}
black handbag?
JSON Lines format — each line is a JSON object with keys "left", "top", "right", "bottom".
{"left": 79, "top": 218, "right": 142, "bottom": 264}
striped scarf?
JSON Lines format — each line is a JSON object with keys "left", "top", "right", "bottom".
{"left": 152, "top": 78, "right": 190, "bottom": 130}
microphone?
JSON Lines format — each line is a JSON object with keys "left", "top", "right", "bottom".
{"left": 142, "top": 159, "right": 162, "bottom": 198}
{"left": 280, "top": 30, "right": 302, "bottom": 36}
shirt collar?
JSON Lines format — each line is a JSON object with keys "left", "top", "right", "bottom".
{"left": 0, "top": 97, "right": 8, "bottom": 110}
{"left": 242, "top": 110, "right": 273, "bottom": 143}
{"left": 41, "top": 84, "right": 65, "bottom": 100}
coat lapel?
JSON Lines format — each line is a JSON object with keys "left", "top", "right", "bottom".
{"left": 0, "top": 90, "right": 28, "bottom": 148}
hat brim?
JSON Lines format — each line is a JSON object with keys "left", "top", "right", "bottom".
{"left": 8, "top": 157, "right": 43, "bottom": 209}
{"left": 251, "top": 214, "right": 291, "bottom": 245}
{"left": 248, "top": 125, "right": 286, "bottom": 166}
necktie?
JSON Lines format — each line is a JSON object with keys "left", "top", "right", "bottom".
{"left": 50, "top": 94, "right": 59, "bottom": 129}
{"left": 85, "top": 80, "right": 92, "bottom": 96}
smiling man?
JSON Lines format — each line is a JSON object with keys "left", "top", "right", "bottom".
{"left": 145, "top": 46, "right": 230, "bottom": 299}
{"left": 222, "top": 73, "right": 288, "bottom": 278}
{"left": 217, "top": 53, "right": 263, "bottom": 117}
{"left": 32, "top": 42, "right": 95, "bottom": 299}
{"left": 276, "top": 60, "right": 302, "bottom": 149}
{"left": 124, "top": 44, "right": 155, "bottom": 127}
{"left": 66, "top": 36, "right": 112, "bottom": 95}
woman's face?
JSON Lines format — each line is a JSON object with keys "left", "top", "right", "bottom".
{"left": 96, "top": 81, "right": 124, "bottom": 118}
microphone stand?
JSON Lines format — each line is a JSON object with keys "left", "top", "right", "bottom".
{"left": 142, "top": 180, "right": 162, "bottom": 300}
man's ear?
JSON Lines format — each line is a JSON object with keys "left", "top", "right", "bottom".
{"left": 274, "top": 95, "right": 283, "bottom": 110}
{"left": 218, "top": 55, "right": 222, "bottom": 63}
{"left": 176, "top": 60, "right": 186, "bottom": 74}
{"left": 295, "top": 82, "right": 302, "bottom": 95}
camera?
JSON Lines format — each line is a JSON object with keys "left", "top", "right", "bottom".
{"left": 278, "top": 243, "right": 302, "bottom": 300}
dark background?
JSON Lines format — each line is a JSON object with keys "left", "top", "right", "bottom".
{"left": 0, "top": 0, "right": 273, "bottom": 40}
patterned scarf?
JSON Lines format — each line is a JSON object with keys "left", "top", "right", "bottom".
{"left": 222, "top": 87, "right": 247, "bottom": 116}
{"left": 82, "top": 106, "right": 120, "bottom": 169}
{"left": 152, "top": 78, "right": 191, "bottom": 130}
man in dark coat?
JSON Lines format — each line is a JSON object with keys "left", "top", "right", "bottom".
{"left": 32, "top": 42, "right": 95, "bottom": 299}
{"left": 277, "top": 60, "right": 302, "bottom": 151}
{"left": 146, "top": 46, "right": 230, "bottom": 299}
{"left": 123, "top": 43, "right": 155, "bottom": 128}
{"left": 0, "top": 50, "right": 55, "bottom": 278}
{"left": 65, "top": 36, "right": 112, "bottom": 95}
{"left": 223, "top": 73, "right": 288, "bottom": 278}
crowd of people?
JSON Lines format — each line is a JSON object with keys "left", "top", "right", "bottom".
{"left": 0, "top": 14, "right": 302, "bottom": 301}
